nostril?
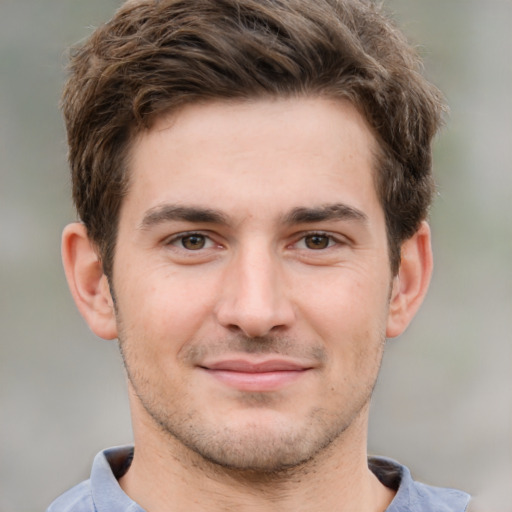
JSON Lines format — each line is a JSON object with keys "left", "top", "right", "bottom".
{"left": 218, "top": 308, "right": 293, "bottom": 339}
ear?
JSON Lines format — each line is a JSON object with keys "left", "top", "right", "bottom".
{"left": 386, "top": 221, "right": 433, "bottom": 338}
{"left": 61, "top": 223, "right": 118, "bottom": 340}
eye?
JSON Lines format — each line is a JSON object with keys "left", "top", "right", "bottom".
{"left": 181, "top": 234, "right": 207, "bottom": 250}
{"left": 167, "top": 233, "right": 215, "bottom": 251}
{"left": 303, "top": 233, "right": 332, "bottom": 250}
{"left": 294, "top": 232, "right": 339, "bottom": 250}
{"left": 287, "top": 230, "right": 351, "bottom": 265}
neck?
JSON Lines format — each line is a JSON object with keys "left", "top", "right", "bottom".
{"left": 119, "top": 401, "right": 395, "bottom": 512}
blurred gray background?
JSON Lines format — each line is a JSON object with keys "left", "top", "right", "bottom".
{"left": 1, "top": 1, "right": 511, "bottom": 510}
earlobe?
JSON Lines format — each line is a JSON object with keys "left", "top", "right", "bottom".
{"left": 386, "top": 221, "right": 433, "bottom": 338}
{"left": 61, "top": 223, "right": 118, "bottom": 340}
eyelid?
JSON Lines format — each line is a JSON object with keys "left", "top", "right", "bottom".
{"left": 162, "top": 229, "right": 350, "bottom": 251}
{"left": 291, "top": 230, "right": 349, "bottom": 249}
{"left": 164, "top": 230, "right": 218, "bottom": 249}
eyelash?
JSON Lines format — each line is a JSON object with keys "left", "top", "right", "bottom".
{"left": 165, "top": 230, "right": 345, "bottom": 252}
{"left": 165, "top": 231, "right": 217, "bottom": 251}
{"left": 293, "top": 231, "right": 343, "bottom": 250}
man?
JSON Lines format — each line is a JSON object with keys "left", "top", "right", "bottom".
{"left": 49, "top": 0, "right": 470, "bottom": 510}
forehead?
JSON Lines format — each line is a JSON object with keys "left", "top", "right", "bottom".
{"left": 124, "top": 97, "right": 381, "bottom": 223}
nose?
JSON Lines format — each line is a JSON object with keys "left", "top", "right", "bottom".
{"left": 215, "top": 244, "right": 296, "bottom": 338}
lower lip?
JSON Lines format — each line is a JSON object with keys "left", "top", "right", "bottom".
{"left": 203, "top": 369, "right": 308, "bottom": 392}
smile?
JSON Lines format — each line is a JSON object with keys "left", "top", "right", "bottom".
{"left": 199, "top": 358, "right": 314, "bottom": 392}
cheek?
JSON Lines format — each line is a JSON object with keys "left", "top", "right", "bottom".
{"left": 115, "top": 266, "right": 218, "bottom": 350}
{"left": 297, "top": 271, "right": 390, "bottom": 366}
{"left": 302, "top": 271, "right": 390, "bottom": 330}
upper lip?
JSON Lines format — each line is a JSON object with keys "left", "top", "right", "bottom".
{"left": 200, "top": 358, "right": 314, "bottom": 373}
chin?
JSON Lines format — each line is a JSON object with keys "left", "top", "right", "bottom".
{"left": 185, "top": 428, "right": 327, "bottom": 473}
{"left": 157, "top": 408, "right": 354, "bottom": 474}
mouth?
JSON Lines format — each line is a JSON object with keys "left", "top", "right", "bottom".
{"left": 198, "top": 358, "right": 314, "bottom": 392}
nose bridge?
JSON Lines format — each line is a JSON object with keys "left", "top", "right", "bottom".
{"left": 216, "top": 238, "right": 294, "bottom": 337}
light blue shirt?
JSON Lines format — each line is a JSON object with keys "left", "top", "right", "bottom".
{"left": 47, "top": 446, "right": 470, "bottom": 511}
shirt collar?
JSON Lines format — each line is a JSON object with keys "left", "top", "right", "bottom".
{"left": 90, "top": 446, "right": 143, "bottom": 512}
{"left": 369, "top": 456, "right": 471, "bottom": 511}
{"left": 90, "top": 447, "right": 470, "bottom": 512}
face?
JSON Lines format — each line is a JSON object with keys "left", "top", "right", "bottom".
{"left": 112, "top": 98, "right": 394, "bottom": 472}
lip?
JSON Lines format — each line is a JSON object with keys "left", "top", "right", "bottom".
{"left": 199, "top": 358, "right": 314, "bottom": 392}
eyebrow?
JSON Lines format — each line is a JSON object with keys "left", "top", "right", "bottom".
{"left": 139, "top": 205, "right": 229, "bottom": 230}
{"left": 282, "top": 203, "right": 368, "bottom": 225}
{"left": 139, "top": 202, "right": 368, "bottom": 230}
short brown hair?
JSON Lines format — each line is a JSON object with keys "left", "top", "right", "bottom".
{"left": 62, "top": 0, "right": 445, "bottom": 278}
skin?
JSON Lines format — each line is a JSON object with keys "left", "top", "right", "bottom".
{"left": 62, "top": 97, "right": 432, "bottom": 512}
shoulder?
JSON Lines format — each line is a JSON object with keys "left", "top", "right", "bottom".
{"left": 369, "top": 456, "right": 471, "bottom": 512}
{"left": 46, "top": 479, "right": 94, "bottom": 512}
{"left": 406, "top": 480, "right": 471, "bottom": 512}
{"left": 46, "top": 446, "right": 138, "bottom": 512}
